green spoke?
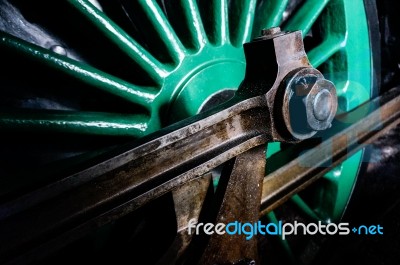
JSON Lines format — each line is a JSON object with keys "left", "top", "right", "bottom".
{"left": 266, "top": 211, "right": 295, "bottom": 263}
{"left": 284, "top": 0, "right": 330, "bottom": 36}
{"left": 321, "top": 152, "right": 363, "bottom": 221}
{"left": 210, "top": 0, "right": 230, "bottom": 45}
{"left": 0, "top": 111, "right": 149, "bottom": 137}
{"left": 180, "top": 0, "right": 208, "bottom": 50}
{"left": 230, "top": 0, "right": 257, "bottom": 46}
{"left": 139, "top": 0, "right": 186, "bottom": 63}
{"left": 290, "top": 194, "right": 320, "bottom": 221}
{"left": 252, "top": 0, "right": 289, "bottom": 39}
{"left": 0, "top": 32, "right": 156, "bottom": 109}
{"left": 308, "top": 35, "right": 345, "bottom": 67}
{"left": 69, "top": 0, "right": 168, "bottom": 83}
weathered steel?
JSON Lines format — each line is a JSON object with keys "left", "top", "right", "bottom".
{"left": 199, "top": 146, "right": 266, "bottom": 265}
{"left": 156, "top": 175, "right": 212, "bottom": 265}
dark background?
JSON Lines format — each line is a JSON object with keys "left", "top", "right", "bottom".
{"left": 314, "top": 123, "right": 400, "bottom": 264}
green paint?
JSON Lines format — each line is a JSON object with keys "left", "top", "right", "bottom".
{"left": 284, "top": 0, "right": 330, "bottom": 36}
{"left": 0, "top": 111, "right": 148, "bottom": 137}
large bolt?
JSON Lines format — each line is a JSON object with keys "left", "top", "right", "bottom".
{"left": 258, "top": 27, "right": 285, "bottom": 40}
{"left": 305, "top": 78, "right": 337, "bottom": 131}
{"left": 261, "top": 27, "right": 281, "bottom": 37}
{"left": 281, "top": 68, "right": 337, "bottom": 140}
{"left": 313, "top": 88, "right": 333, "bottom": 121}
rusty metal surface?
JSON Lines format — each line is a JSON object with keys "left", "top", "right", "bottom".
{"left": 199, "top": 146, "right": 266, "bottom": 265}
{"left": 157, "top": 175, "right": 212, "bottom": 265}
{"left": 239, "top": 29, "right": 314, "bottom": 142}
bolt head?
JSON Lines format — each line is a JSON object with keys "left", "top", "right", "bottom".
{"left": 261, "top": 27, "right": 281, "bottom": 36}
{"left": 281, "top": 68, "right": 337, "bottom": 140}
{"left": 313, "top": 89, "right": 333, "bottom": 121}
{"left": 305, "top": 79, "right": 337, "bottom": 131}
{"left": 257, "top": 27, "right": 285, "bottom": 40}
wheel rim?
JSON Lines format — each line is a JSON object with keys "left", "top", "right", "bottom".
{"left": 0, "top": 0, "right": 374, "bottom": 261}
{"left": 286, "top": 0, "right": 374, "bottom": 222}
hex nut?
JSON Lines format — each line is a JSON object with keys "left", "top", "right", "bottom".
{"left": 281, "top": 68, "right": 337, "bottom": 140}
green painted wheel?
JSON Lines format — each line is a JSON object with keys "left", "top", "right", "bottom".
{"left": 0, "top": 0, "right": 377, "bottom": 262}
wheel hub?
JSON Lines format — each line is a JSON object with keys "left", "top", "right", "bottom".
{"left": 167, "top": 60, "right": 244, "bottom": 122}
